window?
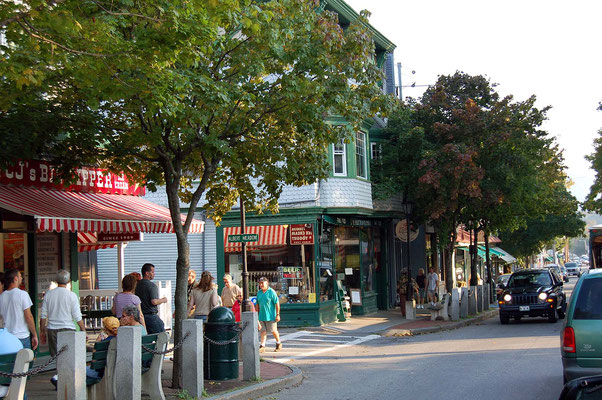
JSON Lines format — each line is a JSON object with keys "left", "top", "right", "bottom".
{"left": 574, "top": 279, "right": 602, "bottom": 319}
{"left": 333, "top": 139, "right": 347, "bottom": 176}
{"left": 356, "top": 132, "right": 367, "bottom": 178}
{"left": 371, "top": 142, "right": 382, "bottom": 160}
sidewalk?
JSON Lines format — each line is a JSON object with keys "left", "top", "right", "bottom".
{"left": 22, "top": 305, "right": 497, "bottom": 399}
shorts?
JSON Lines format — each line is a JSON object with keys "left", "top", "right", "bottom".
{"left": 259, "top": 320, "right": 278, "bottom": 332}
{"left": 418, "top": 288, "right": 426, "bottom": 298}
{"left": 428, "top": 289, "right": 436, "bottom": 296}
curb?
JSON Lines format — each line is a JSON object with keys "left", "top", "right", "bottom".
{"left": 381, "top": 309, "right": 498, "bottom": 337}
{"left": 207, "top": 360, "right": 303, "bottom": 400}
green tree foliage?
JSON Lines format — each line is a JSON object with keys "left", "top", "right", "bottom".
{"left": 584, "top": 103, "right": 602, "bottom": 212}
{"left": 1, "top": 0, "right": 393, "bottom": 385}
{"left": 373, "top": 72, "right": 581, "bottom": 288}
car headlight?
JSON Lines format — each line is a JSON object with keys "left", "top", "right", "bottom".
{"left": 503, "top": 294, "right": 512, "bottom": 302}
{"left": 538, "top": 292, "right": 548, "bottom": 301}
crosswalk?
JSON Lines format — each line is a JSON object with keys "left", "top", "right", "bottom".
{"left": 261, "top": 330, "right": 379, "bottom": 364}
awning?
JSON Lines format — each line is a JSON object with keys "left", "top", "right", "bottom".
{"left": 492, "top": 247, "right": 517, "bottom": 263}
{"left": 478, "top": 246, "right": 504, "bottom": 257}
{"left": 77, "top": 232, "right": 118, "bottom": 252}
{"left": 457, "top": 246, "right": 487, "bottom": 259}
{"left": 223, "top": 225, "right": 288, "bottom": 252}
{"left": 0, "top": 185, "right": 204, "bottom": 234}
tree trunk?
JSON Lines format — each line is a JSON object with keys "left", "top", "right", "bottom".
{"left": 444, "top": 243, "right": 453, "bottom": 292}
{"left": 484, "top": 227, "right": 492, "bottom": 303}
{"left": 469, "top": 227, "right": 478, "bottom": 286}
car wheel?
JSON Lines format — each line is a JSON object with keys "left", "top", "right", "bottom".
{"left": 548, "top": 308, "right": 558, "bottom": 323}
{"left": 500, "top": 313, "right": 510, "bottom": 324}
{"left": 558, "top": 308, "right": 565, "bottom": 319}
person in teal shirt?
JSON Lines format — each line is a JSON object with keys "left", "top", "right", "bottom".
{"left": 257, "top": 277, "right": 281, "bottom": 352}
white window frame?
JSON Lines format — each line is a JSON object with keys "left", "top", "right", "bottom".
{"left": 333, "top": 139, "right": 347, "bottom": 176}
{"left": 371, "top": 142, "right": 382, "bottom": 160}
{"left": 356, "top": 132, "right": 367, "bottom": 179}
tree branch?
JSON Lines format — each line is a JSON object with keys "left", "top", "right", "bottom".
{"left": 0, "top": 0, "right": 66, "bottom": 27}
{"left": 91, "top": 0, "right": 163, "bottom": 23}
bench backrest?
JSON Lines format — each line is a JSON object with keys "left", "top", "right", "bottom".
{"left": 141, "top": 333, "right": 160, "bottom": 365}
{"left": 89, "top": 339, "right": 112, "bottom": 372}
{"left": 0, "top": 352, "right": 17, "bottom": 386}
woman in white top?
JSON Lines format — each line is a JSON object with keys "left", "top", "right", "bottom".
{"left": 187, "top": 271, "right": 220, "bottom": 322}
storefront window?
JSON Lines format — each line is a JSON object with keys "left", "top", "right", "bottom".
{"left": 224, "top": 224, "right": 316, "bottom": 304}
{"left": 335, "top": 226, "right": 360, "bottom": 295}
{"left": 2, "top": 233, "right": 27, "bottom": 290}
{"left": 319, "top": 224, "right": 334, "bottom": 302}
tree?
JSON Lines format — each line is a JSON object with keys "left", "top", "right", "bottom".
{"left": 1, "top": 0, "right": 392, "bottom": 386}
{"left": 584, "top": 103, "right": 602, "bottom": 212}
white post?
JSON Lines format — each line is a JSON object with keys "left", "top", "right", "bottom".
{"left": 242, "top": 311, "right": 260, "bottom": 380}
{"left": 405, "top": 299, "right": 416, "bottom": 320}
{"left": 451, "top": 288, "right": 460, "bottom": 321}
{"left": 460, "top": 287, "right": 468, "bottom": 318}
{"left": 114, "top": 326, "right": 141, "bottom": 400}
{"left": 182, "top": 319, "right": 204, "bottom": 398}
{"left": 117, "top": 242, "right": 127, "bottom": 291}
{"left": 56, "top": 331, "right": 86, "bottom": 400}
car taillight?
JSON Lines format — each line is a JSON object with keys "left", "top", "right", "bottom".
{"left": 563, "top": 327, "right": 576, "bottom": 353}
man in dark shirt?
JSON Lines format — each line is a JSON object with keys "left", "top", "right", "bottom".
{"left": 135, "top": 263, "right": 167, "bottom": 334}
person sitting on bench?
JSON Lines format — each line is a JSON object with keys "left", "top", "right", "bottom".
{"left": 86, "top": 316, "right": 119, "bottom": 380}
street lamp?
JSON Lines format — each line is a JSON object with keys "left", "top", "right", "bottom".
{"left": 401, "top": 200, "right": 413, "bottom": 303}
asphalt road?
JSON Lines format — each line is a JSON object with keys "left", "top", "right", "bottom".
{"left": 261, "top": 278, "right": 578, "bottom": 400}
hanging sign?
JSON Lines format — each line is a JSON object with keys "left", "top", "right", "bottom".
{"left": 290, "top": 224, "right": 314, "bottom": 245}
{"left": 395, "top": 219, "right": 419, "bottom": 242}
{"left": 97, "top": 232, "right": 143, "bottom": 242}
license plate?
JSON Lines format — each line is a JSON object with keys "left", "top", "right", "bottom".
{"left": 519, "top": 306, "right": 530, "bottom": 312}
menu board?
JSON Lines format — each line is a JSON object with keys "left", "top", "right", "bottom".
{"left": 290, "top": 224, "right": 314, "bottom": 245}
{"left": 37, "top": 233, "right": 60, "bottom": 293}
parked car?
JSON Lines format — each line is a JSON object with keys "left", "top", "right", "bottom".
{"left": 560, "top": 266, "right": 570, "bottom": 282}
{"left": 561, "top": 269, "right": 602, "bottom": 383}
{"left": 498, "top": 269, "right": 566, "bottom": 324}
{"left": 546, "top": 263, "right": 568, "bottom": 282}
{"left": 564, "top": 262, "right": 581, "bottom": 277}
{"left": 496, "top": 274, "right": 512, "bottom": 298}
{"left": 559, "top": 375, "right": 602, "bottom": 399}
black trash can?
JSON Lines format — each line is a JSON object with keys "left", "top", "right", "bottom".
{"left": 203, "top": 306, "right": 239, "bottom": 380}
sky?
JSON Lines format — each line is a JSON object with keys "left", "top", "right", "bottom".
{"left": 345, "top": 0, "right": 602, "bottom": 202}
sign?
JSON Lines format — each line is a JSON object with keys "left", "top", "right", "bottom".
{"left": 290, "top": 224, "right": 314, "bottom": 245}
{"left": 395, "top": 219, "right": 419, "bottom": 242}
{"left": 0, "top": 160, "right": 145, "bottom": 196}
{"left": 98, "top": 232, "right": 143, "bottom": 242}
{"left": 228, "top": 233, "right": 259, "bottom": 243}
{"left": 279, "top": 266, "right": 303, "bottom": 279}
{"left": 308, "top": 293, "right": 316, "bottom": 303}
{"left": 36, "top": 233, "right": 60, "bottom": 293}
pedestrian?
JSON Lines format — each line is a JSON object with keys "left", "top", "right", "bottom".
{"left": 112, "top": 274, "right": 146, "bottom": 329}
{"left": 187, "top": 269, "right": 197, "bottom": 299}
{"left": 0, "top": 314, "right": 24, "bottom": 398}
{"left": 221, "top": 274, "right": 242, "bottom": 308}
{"left": 427, "top": 267, "right": 439, "bottom": 304}
{"left": 40, "top": 270, "right": 86, "bottom": 388}
{"left": 397, "top": 272, "right": 408, "bottom": 317}
{"left": 187, "top": 271, "right": 220, "bottom": 322}
{"left": 119, "top": 305, "right": 147, "bottom": 335}
{"left": 257, "top": 277, "right": 282, "bottom": 352}
{"left": 416, "top": 268, "right": 426, "bottom": 308}
{"left": 0, "top": 268, "right": 38, "bottom": 350}
{"left": 135, "top": 263, "right": 167, "bottom": 334}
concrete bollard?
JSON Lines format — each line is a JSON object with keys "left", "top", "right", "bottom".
{"left": 405, "top": 299, "right": 416, "bottom": 320}
{"left": 451, "top": 288, "right": 460, "bottom": 321}
{"left": 468, "top": 286, "right": 477, "bottom": 315}
{"left": 114, "top": 326, "right": 141, "bottom": 400}
{"left": 460, "top": 287, "right": 468, "bottom": 318}
{"left": 182, "top": 319, "right": 204, "bottom": 397}
{"left": 57, "top": 330, "right": 86, "bottom": 400}
{"left": 477, "top": 285, "right": 483, "bottom": 312}
{"left": 242, "top": 311, "right": 260, "bottom": 381}
{"left": 483, "top": 284, "right": 490, "bottom": 310}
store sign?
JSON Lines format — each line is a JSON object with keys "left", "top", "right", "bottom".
{"left": 278, "top": 266, "right": 303, "bottom": 279}
{"left": 97, "top": 232, "right": 143, "bottom": 242}
{"left": 0, "top": 160, "right": 145, "bottom": 196}
{"left": 290, "top": 224, "right": 314, "bottom": 245}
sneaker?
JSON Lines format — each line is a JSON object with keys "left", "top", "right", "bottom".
{"left": 259, "top": 344, "right": 265, "bottom": 353}
{"left": 50, "top": 376, "right": 58, "bottom": 390}
{"left": 275, "top": 343, "right": 282, "bottom": 352}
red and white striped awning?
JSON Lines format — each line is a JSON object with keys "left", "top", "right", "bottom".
{"left": 223, "top": 225, "right": 288, "bottom": 252}
{"left": 0, "top": 185, "right": 204, "bottom": 234}
{"left": 77, "top": 232, "right": 118, "bottom": 252}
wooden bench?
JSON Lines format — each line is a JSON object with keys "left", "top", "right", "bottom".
{"left": 87, "top": 338, "right": 117, "bottom": 400}
{"left": 0, "top": 348, "right": 35, "bottom": 400}
{"left": 138, "top": 332, "right": 169, "bottom": 400}
{"left": 427, "top": 293, "right": 450, "bottom": 321}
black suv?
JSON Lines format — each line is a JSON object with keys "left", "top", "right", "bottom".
{"left": 498, "top": 269, "right": 566, "bottom": 324}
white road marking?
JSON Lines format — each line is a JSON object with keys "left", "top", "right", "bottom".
{"left": 270, "top": 334, "right": 380, "bottom": 363}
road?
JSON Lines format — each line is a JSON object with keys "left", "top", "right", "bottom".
{"left": 260, "top": 278, "right": 577, "bottom": 400}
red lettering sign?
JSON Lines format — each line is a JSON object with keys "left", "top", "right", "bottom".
{"left": 97, "top": 232, "right": 143, "bottom": 242}
{"left": 290, "top": 224, "right": 314, "bottom": 245}
{"left": 0, "top": 160, "right": 145, "bottom": 196}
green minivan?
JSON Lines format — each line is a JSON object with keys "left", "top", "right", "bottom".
{"left": 561, "top": 270, "right": 602, "bottom": 383}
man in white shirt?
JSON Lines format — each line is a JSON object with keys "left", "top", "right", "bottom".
{"left": 0, "top": 268, "right": 38, "bottom": 350}
{"left": 40, "top": 270, "right": 85, "bottom": 357}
